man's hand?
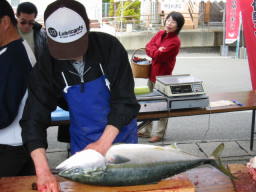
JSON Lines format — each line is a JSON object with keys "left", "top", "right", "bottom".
{"left": 31, "top": 148, "right": 60, "bottom": 192}
{"left": 85, "top": 125, "right": 119, "bottom": 155}
{"left": 36, "top": 172, "right": 59, "bottom": 192}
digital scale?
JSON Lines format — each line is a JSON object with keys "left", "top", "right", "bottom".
{"left": 154, "top": 74, "right": 209, "bottom": 110}
{"left": 137, "top": 74, "right": 209, "bottom": 112}
{"left": 155, "top": 74, "right": 205, "bottom": 97}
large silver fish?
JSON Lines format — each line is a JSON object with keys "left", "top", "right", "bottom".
{"left": 56, "top": 143, "right": 232, "bottom": 186}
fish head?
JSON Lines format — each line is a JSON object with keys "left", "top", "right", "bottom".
{"left": 56, "top": 149, "right": 107, "bottom": 172}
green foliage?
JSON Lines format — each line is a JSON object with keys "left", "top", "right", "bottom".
{"left": 109, "top": 0, "right": 115, "bottom": 17}
{"left": 116, "top": 0, "right": 141, "bottom": 23}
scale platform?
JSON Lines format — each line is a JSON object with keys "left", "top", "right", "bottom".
{"left": 167, "top": 95, "right": 209, "bottom": 110}
{"left": 136, "top": 90, "right": 168, "bottom": 112}
{"left": 136, "top": 89, "right": 209, "bottom": 112}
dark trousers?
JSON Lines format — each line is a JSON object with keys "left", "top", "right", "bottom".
{"left": 0, "top": 144, "right": 35, "bottom": 177}
{"left": 57, "top": 124, "right": 70, "bottom": 143}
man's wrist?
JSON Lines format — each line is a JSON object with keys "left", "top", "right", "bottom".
{"left": 31, "top": 148, "right": 51, "bottom": 175}
{"left": 99, "top": 125, "right": 119, "bottom": 145}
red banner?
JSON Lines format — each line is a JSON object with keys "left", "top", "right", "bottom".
{"left": 240, "top": 0, "right": 256, "bottom": 90}
{"left": 225, "top": 0, "right": 241, "bottom": 44}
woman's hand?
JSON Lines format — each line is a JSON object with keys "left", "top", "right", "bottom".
{"left": 158, "top": 47, "right": 166, "bottom": 52}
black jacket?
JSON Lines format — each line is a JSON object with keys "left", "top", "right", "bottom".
{"left": 33, "top": 22, "right": 47, "bottom": 62}
{"left": 0, "top": 39, "right": 32, "bottom": 129}
{"left": 20, "top": 32, "right": 140, "bottom": 153}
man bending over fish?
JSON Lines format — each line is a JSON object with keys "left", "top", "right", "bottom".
{"left": 20, "top": 0, "right": 140, "bottom": 191}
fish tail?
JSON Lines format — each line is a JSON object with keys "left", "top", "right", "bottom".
{"left": 209, "top": 143, "right": 236, "bottom": 179}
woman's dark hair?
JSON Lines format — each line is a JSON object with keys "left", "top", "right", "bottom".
{"left": 0, "top": 0, "right": 17, "bottom": 26}
{"left": 17, "top": 2, "right": 38, "bottom": 17}
{"left": 164, "top": 11, "right": 185, "bottom": 34}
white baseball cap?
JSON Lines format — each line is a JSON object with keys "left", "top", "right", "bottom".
{"left": 44, "top": 0, "right": 89, "bottom": 59}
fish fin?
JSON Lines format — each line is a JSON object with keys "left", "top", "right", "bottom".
{"left": 108, "top": 155, "right": 130, "bottom": 164}
{"left": 165, "top": 143, "right": 180, "bottom": 150}
{"left": 209, "top": 159, "right": 237, "bottom": 180}
{"left": 171, "top": 143, "right": 178, "bottom": 149}
{"left": 209, "top": 143, "right": 237, "bottom": 180}
{"left": 210, "top": 143, "right": 224, "bottom": 158}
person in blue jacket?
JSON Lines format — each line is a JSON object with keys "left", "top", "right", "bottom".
{"left": 0, "top": 0, "right": 35, "bottom": 177}
{"left": 20, "top": 0, "right": 140, "bottom": 191}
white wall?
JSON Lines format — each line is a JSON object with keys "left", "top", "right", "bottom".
{"left": 76, "top": 0, "right": 102, "bottom": 22}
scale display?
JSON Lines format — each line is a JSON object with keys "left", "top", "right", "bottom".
{"left": 171, "top": 85, "right": 193, "bottom": 94}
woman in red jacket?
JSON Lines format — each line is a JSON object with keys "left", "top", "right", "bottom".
{"left": 139, "top": 11, "right": 185, "bottom": 142}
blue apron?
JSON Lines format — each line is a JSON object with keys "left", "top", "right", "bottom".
{"left": 63, "top": 73, "right": 138, "bottom": 154}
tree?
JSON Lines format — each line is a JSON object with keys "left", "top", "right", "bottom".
{"left": 116, "top": 0, "right": 141, "bottom": 23}
{"left": 109, "top": 0, "right": 115, "bottom": 17}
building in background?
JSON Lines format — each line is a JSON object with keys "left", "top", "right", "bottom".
{"left": 7, "top": 0, "right": 102, "bottom": 25}
{"left": 7, "top": 0, "right": 226, "bottom": 31}
{"left": 140, "top": 0, "right": 200, "bottom": 29}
